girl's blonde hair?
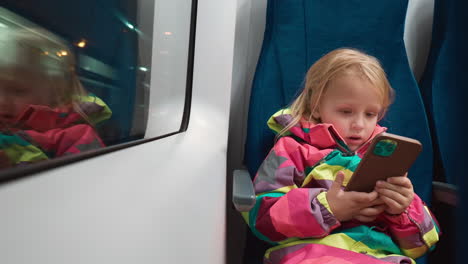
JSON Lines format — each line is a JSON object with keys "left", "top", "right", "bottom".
{"left": 0, "top": 27, "right": 89, "bottom": 122}
{"left": 279, "top": 48, "right": 395, "bottom": 137}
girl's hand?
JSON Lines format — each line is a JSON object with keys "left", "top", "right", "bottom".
{"left": 353, "top": 200, "right": 386, "bottom": 222}
{"left": 375, "top": 173, "right": 414, "bottom": 215}
{"left": 326, "top": 171, "right": 381, "bottom": 222}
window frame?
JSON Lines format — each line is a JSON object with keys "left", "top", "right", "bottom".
{"left": 0, "top": 0, "right": 198, "bottom": 184}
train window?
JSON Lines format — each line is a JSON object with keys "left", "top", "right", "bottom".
{"left": 0, "top": 0, "right": 196, "bottom": 180}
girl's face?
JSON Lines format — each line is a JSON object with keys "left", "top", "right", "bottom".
{"left": 0, "top": 69, "right": 52, "bottom": 124}
{"left": 315, "top": 73, "right": 383, "bottom": 151}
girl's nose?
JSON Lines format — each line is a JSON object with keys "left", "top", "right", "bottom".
{"left": 351, "top": 116, "right": 364, "bottom": 130}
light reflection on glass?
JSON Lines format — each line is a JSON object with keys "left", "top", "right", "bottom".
{"left": 76, "top": 40, "right": 86, "bottom": 48}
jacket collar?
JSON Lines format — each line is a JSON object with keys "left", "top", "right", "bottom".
{"left": 269, "top": 109, "right": 386, "bottom": 153}
{"left": 12, "top": 104, "right": 83, "bottom": 132}
{"left": 295, "top": 120, "right": 386, "bottom": 153}
{"left": 7, "top": 94, "right": 112, "bottom": 132}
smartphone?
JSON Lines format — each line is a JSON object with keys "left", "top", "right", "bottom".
{"left": 344, "top": 132, "right": 422, "bottom": 193}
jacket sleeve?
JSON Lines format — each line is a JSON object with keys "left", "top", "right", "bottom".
{"left": 24, "top": 124, "right": 105, "bottom": 157}
{"left": 378, "top": 194, "right": 440, "bottom": 259}
{"left": 0, "top": 132, "right": 49, "bottom": 167}
{"left": 247, "top": 136, "right": 341, "bottom": 243}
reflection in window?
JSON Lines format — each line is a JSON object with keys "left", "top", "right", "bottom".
{"left": 0, "top": 11, "right": 111, "bottom": 169}
{"left": 0, "top": 0, "right": 154, "bottom": 172}
{"left": 0, "top": 0, "right": 195, "bottom": 175}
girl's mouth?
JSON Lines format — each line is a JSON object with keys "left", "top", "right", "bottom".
{"left": 347, "top": 136, "right": 362, "bottom": 143}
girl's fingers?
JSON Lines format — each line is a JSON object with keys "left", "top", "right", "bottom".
{"left": 354, "top": 214, "right": 377, "bottom": 223}
{"left": 369, "top": 197, "right": 385, "bottom": 206}
{"left": 329, "top": 172, "right": 345, "bottom": 193}
{"left": 376, "top": 181, "right": 413, "bottom": 197}
{"left": 386, "top": 176, "right": 413, "bottom": 188}
{"left": 379, "top": 195, "right": 404, "bottom": 211}
{"left": 376, "top": 187, "right": 410, "bottom": 204}
{"left": 346, "top": 190, "right": 378, "bottom": 204}
{"left": 359, "top": 204, "right": 386, "bottom": 216}
{"left": 375, "top": 185, "right": 411, "bottom": 199}
{"left": 375, "top": 175, "right": 414, "bottom": 215}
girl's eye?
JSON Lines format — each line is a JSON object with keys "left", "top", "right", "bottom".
{"left": 340, "top": 109, "right": 352, "bottom": 114}
{"left": 366, "top": 112, "right": 377, "bottom": 117}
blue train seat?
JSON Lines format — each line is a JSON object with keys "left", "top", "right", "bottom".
{"left": 245, "top": 0, "right": 433, "bottom": 204}
{"left": 237, "top": 0, "right": 442, "bottom": 263}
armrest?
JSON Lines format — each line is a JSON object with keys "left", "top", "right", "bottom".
{"left": 429, "top": 181, "right": 457, "bottom": 263}
{"left": 232, "top": 169, "right": 256, "bottom": 212}
{"left": 432, "top": 181, "right": 457, "bottom": 206}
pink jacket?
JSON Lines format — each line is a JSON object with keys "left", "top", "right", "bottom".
{"left": 244, "top": 109, "right": 440, "bottom": 264}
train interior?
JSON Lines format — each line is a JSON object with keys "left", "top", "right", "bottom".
{"left": 0, "top": 0, "right": 465, "bottom": 263}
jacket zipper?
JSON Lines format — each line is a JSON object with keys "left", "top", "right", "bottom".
{"left": 327, "top": 128, "right": 355, "bottom": 156}
{"left": 335, "top": 132, "right": 378, "bottom": 157}
{"left": 405, "top": 210, "right": 430, "bottom": 248}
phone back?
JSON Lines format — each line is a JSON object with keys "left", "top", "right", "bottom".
{"left": 345, "top": 133, "right": 422, "bottom": 192}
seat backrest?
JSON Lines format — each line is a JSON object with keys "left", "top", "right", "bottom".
{"left": 419, "top": 1, "right": 465, "bottom": 262}
{"left": 420, "top": 0, "right": 464, "bottom": 186}
{"left": 244, "top": 0, "right": 434, "bottom": 202}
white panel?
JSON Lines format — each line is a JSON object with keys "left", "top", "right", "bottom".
{"left": 145, "top": 0, "right": 193, "bottom": 137}
{"left": 404, "top": 0, "right": 435, "bottom": 81}
{"left": 0, "top": 0, "right": 236, "bottom": 263}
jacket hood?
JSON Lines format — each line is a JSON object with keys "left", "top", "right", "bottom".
{"left": 12, "top": 94, "right": 112, "bottom": 132}
{"left": 267, "top": 108, "right": 386, "bottom": 151}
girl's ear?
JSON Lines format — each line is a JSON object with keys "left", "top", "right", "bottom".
{"left": 312, "top": 108, "right": 320, "bottom": 120}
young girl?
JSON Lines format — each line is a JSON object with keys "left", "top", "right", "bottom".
{"left": 0, "top": 27, "right": 112, "bottom": 169}
{"left": 246, "top": 48, "right": 440, "bottom": 264}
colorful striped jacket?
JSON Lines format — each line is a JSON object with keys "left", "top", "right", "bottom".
{"left": 244, "top": 109, "right": 440, "bottom": 264}
{"left": 0, "top": 94, "right": 112, "bottom": 168}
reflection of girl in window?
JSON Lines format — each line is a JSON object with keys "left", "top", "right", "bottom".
{"left": 0, "top": 27, "right": 112, "bottom": 169}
